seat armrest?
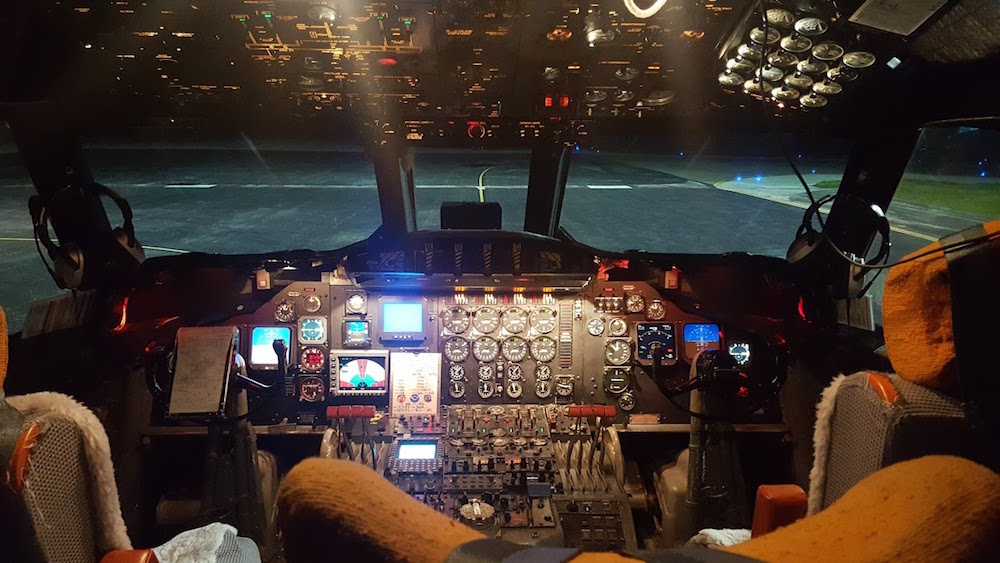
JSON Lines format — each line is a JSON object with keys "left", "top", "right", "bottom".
{"left": 100, "top": 549, "right": 158, "bottom": 563}
{"left": 750, "top": 484, "right": 807, "bottom": 537}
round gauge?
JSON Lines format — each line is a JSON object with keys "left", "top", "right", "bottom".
{"left": 743, "top": 79, "right": 773, "bottom": 95}
{"left": 299, "top": 317, "right": 326, "bottom": 344}
{"left": 535, "top": 380, "right": 552, "bottom": 398}
{"left": 615, "top": 66, "right": 640, "bottom": 81}
{"left": 614, "top": 89, "right": 635, "bottom": 102}
{"left": 587, "top": 317, "right": 606, "bottom": 337}
{"left": 646, "top": 301, "right": 666, "bottom": 321}
{"left": 799, "top": 92, "right": 828, "bottom": 108}
{"left": 785, "top": 72, "right": 814, "bottom": 90}
{"left": 303, "top": 295, "right": 322, "bottom": 313}
{"left": 449, "top": 381, "right": 466, "bottom": 399}
{"left": 780, "top": 35, "right": 812, "bottom": 54}
{"left": 768, "top": 51, "right": 799, "bottom": 68}
{"left": 441, "top": 307, "right": 470, "bottom": 333}
{"left": 502, "top": 307, "right": 528, "bottom": 333}
{"left": 813, "top": 80, "right": 842, "bottom": 95}
{"left": 749, "top": 26, "right": 780, "bottom": 45}
{"left": 626, "top": 293, "right": 646, "bottom": 314}
{"left": 618, "top": 392, "right": 636, "bottom": 412}
{"left": 506, "top": 381, "right": 523, "bottom": 399}
{"left": 728, "top": 342, "right": 752, "bottom": 365}
{"left": 449, "top": 363, "right": 466, "bottom": 381}
{"left": 797, "top": 59, "right": 829, "bottom": 75}
{"left": 346, "top": 293, "right": 366, "bottom": 314}
{"left": 608, "top": 318, "right": 628, "bottom": 337}
{"left": 444, "top": 336, "right": 470, "bottom": 363}
{"left": 772, "top": 85, "right": 800, "bottom": 100}
{"left": 726, "top": 57, "right": 756, "bottom": 74}
{"left": 535, "top": 363, "right": 552, "bottom": 381}
{"left": 843, "top": 51, "right": 876, "bottom": 69}
{"left": 306, "top": 5, "right": 338, "bottom": 22}
{"left": 794, "top": 17, "right": 828, "bottom": 36}
{"left": 478, "top": 380, "right": 496, "bottom": 399}
{"left": 299, "top": 376, "right": 325, "bottom": 402}
{"left": 530, "top": 337, "right": 557, "bottom": 363}
{"left": 502, "top": 337, "right": 529, "bottom": 362}
{"left": 827, "top": 66, "right": 858, "bottom": 83}
{"left": 478, "top": 364, "right": 495, "bottom": 381}
{"left": 300, "top": 347, "right": 325, "bottom": 372}
{"left": 473, "top": 307, "right": 500, "bottom": 333}
{"left": 274, "top": 300, "right": 295, "bottom": 323}
{"left": 541, "top": 66, "right": 561, "bottom": 81}
{"left": 604, "top": 339, "right": 632, "bottom": 366}
{"left": 555, "top": 376, "right": 574, "bottom": 397}
{"left": 529, "top": 307, "right": 558, "bottom": 334}
{"left": 473, "top": 336, "right": 499, "bottom": 362}
{"left": 766, "top": 8, "right": 794, "bottom": 27}
{"left": 812, "top": 42, "right": 845, "bottom": 61}
{"left": 492, "top": 437, "right": 509, "bottom": 449}
{"left": 643, "top": 90, "right": 675, "bottom": 107}
{"left": 584, "top": 89, "right": 608, "bottom": 103}
{"left": 507, "top": 364, "right": 523, "bottom": 381}
{"left": 755, "top": 65, "right": 784, "bottom": 82}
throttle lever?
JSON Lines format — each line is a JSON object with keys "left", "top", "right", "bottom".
{"left": 273, "top": 338, "right": 288, "bottom": 380}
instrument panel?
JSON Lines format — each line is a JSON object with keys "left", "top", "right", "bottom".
{"left": 225, "top": 274, "right": 756, "bottom": 425}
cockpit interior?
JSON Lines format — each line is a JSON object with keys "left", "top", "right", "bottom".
{"left": 1, "top": 1, "right": 999, "bottom": 562}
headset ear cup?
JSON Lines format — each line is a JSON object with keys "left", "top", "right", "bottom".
{"left": 53, "top": 243, "right": 85, "bottom": 289}
{"left": 112, "top": 227, "right": 145, "bottom": 264}
{"left": 786, "top": 230, "right": 820, "bottom": 264}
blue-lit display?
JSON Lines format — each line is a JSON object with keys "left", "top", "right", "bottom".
{"left": 683, "top": 323, "right": 721, "bottom": 360}
{"left": 250, "top": 326, "right": 291, "bottom": 367}
{"left": 382, "top": 302, "right": 424, "bottom": 335}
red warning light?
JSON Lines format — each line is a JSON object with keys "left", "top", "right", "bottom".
{"left": 544, "top": 95, "right": 553, "bottom": 107}
{"left": 377, "top": 57, "right": 398, "bottom": 66}
{"left": 559, "top": 95, "right": 570, "bottom": 107}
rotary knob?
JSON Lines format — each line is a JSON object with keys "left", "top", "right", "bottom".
{"left": 467, "top": 123, "right": 486, "bottom": 139}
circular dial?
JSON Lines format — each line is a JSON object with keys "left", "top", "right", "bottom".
{"left": 604, "top": 339, "right": 632, "bottom": 366}
{"left": 449, "top": 381, "right": 466, "bottom": 398}
{"left": 441, "top": 307, "right": 470, "bottom": 333}
{"left": 587, "top": 317, "right": 606, "bottom": 336}
{"left": 555, "top": 376, "right": 574, "bottom": 397}
{"left": 473, "top": 336, "right": 499, "bottom": 362}
{"left": 299, "top": 318, "right": 326, "bottom": 344}
{"left": 608, "top": 318, "right": 628, "bottom": 337}
{"left": 449, "top": 363, "right": 466, "bottom": 381}
{"left": 303, "top": 295, "right": 322, "bottom": 313}
{"left": 507, "top": 364, "right": 523, "bottom": 381}
{"left": 501, "top": 337, "right": 529, "bottom": 362}
{"left": 444, "top": 336, "right": 470, "bottom": 362}
{"left": 502, "top": 307, "right": 528, "bottom": 333}
{"left": 299, "top": 376, "right": 325, "bottom": 402}
{"left": 728, "top": 342, "right": 751, "bottom": 365}
{"left": 274, "top": 300, "right": 295, "bottom": 323}
{"left": 529, "top": 307, "right": 557, "bottom": 334}
{"left": 535, "top": 364, "right": 552, "bottom": 381}
{"left": 646, "top": 300, "right": 666, "bottom": 320}
{"left": 618, "top": 392, "right": 636, "bottom": 411}
{"left": 478, "top": 380, "right": 496, "bottom": 399}
{"left": 300, "top": 347, "right": 325, "bottom": 372}
{"left": 626, "top": 293, "right": 646, "bottom": 313}
{"left": 530, "top": 337, "right": 557, "bottom": 363}
{"left": 478, "top": 364, "right": 495, "bottom": 381}
{"left": 507, "top": 381, "right": 523, "bottom": 399}
{"left": 535, "top": 380, "right": 552, "bottom": 398}
{"left": 472, "top": 307, "right": 500, "bottom": 333}
{"left": 346, "top": 294, "right": 366, "bottom": 313}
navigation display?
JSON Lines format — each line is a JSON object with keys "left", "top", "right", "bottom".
{"left": 396, "top": 441, "right": 438, "bottom": 460}
{"left": 249, "top": 327, "right": 291, "bottom": 368}
{"left": 636, "top": 323, "right": 676, "bottom": 361}
{"left": 331, "top": 350, "right": 389, "bottom": 396}
{"left": 381, "top": 302, "right": 425, "bottom": 341}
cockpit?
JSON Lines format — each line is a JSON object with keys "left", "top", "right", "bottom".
{"left": 1, "top": 1, "right": 999, "bottom": 562}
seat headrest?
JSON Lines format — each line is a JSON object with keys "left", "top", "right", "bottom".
{"left": 1, "top": 306, "right": 7, "bottom": 392}
{"left": 883, "top": 219, "right": 1000, "bottom": 393}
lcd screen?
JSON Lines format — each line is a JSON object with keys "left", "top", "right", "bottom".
{"left": 382, "top": 302, "right": 424, "bottom": 334}
{"left": 250, "top": 327, "right": 291, "bottom": 368}
{"left": 397, "top": 441, "right": 438, "bottom": 460}
{"left": 683, "top": 323, "right": 721, "bottom": 360}
{"left": 637, "top": 323, "right": 676, "bottom": 361}
{"left": 335, "top": 354, "right": 388, "bottom": 392}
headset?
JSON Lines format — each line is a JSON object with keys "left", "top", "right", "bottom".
{"left": 32, "top": 183, "right": 145, "bottom": 289}
{"left": 786, "top": 193, "right": 891, "bottom": 267}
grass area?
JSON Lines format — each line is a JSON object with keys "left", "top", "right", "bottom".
{"left": 814, "top": 179, "right": 1000, "bottom": 218}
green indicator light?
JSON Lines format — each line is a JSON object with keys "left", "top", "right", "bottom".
{"left": 264, "top": 13, "right": 272, "bottom": 19}
{"left": 238, "top": 17, "right": 246, "bottom": 22}
{"left": 403, "top": 19, "right": 412, "bottom": 25}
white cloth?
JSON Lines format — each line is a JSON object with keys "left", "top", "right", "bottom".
{"left": 686, "top": 528, "right": 751, "bottom": 547}
{"left": 153, "top": 522, "right": 237, "bottom": 563}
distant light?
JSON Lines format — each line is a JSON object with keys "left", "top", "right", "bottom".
{"left": 679, "top": 151, "right": 684, "bottom": 156}
{"left": 981, "top": 171, "right": 987, "bottom": 177}
{"left": 811, "top": 169, "right": 816, "bottom": 174}
{"left": 84, "top": 43, "right": 93, "bottom": 49}
{"left": 754, "top": 175, "right": 762, "bottom": 182}
{"left": 797, "top": 154, "right": 802, "bottom": 159}
{"left": 575, "top": 145, "right": 581, "bottom": 152}
{"left": 887, "top": 57, "right": 902, "bottom": 69}
{"left": 735, "top": 175, "right": 743, "bottom": 181}
{"left": 979, "top": 161, "right": 984, "bottom": 166}
{"left": 596, "top": 149, "right": 600, "bottom": 154}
